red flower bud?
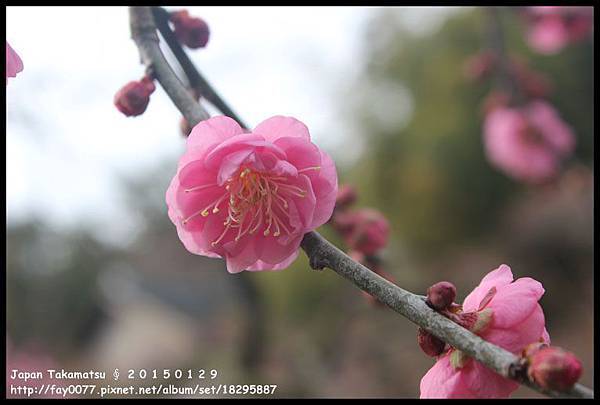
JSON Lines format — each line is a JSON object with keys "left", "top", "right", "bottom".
{"left": 114, "top": 78, "right": 155, "bottom": 117}
{"left": 170, "top": 10, "right": 210, "bottom": 49}
{"left": 418, "top": 328, "right": 446, "bottom": 357}
{"left": 426, "top": 281, "right": 457, "bottom": 310}
{"left": 527, "top": 347, "right": 583, "bottom": 391}
{"left": 335, "top": 184, "right": 357, "bottom": 211}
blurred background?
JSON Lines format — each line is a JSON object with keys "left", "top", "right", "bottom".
{"left": 6, "top": 6, "right": 593, "bottom": 398}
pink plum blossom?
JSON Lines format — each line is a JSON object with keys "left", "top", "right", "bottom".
{"left": 6, "top": 41, "right": 23, "bottom": 84}
{"left": 420, "top": 264, "right": 549, "bottom": 399}
{"left": 524, "top": 7, "right": 594, "bottom": 54}
{"left": 166, "top": 115, "right": 338, "bottom": 273}
{"left": 484, "top": 100, "right": 575, "bottom": 183}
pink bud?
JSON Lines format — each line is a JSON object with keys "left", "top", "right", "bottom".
{"left": 426, "top": 281, "right": 456, "bottom": 310}
{"left": 527, "top": 347, "right": 583, "bottom": 391}
{"left": 335, "top": 185, "right": 357, "bottom": 211}
{"left": 418, "top": 328, "right": 446, "bottom": 357}
{"left": 114, "top": 78, "right": 155, "bottom": 117}
{"left": 170, "top": 10, "right": 210, "bottom": 49}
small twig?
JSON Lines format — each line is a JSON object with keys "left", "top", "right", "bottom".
{"left": 151, "top": 6, "right": 247, "bottom": 129}
{"left": 128, "top": 7, "right": 593, "bottom": 399}
{"left": 484, "top": 7, "right": 525, "bottom": 105}
{"left": 129, "top": 7, "right": 209, "bottom": 126}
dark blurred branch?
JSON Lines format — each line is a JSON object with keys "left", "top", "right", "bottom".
{"left": 128, "top": 7, "right": 593, "bottom": 399}
{"left": 484, "top": 7, "right": 525, "bottom": 104}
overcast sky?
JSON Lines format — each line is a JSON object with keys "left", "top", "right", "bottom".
{"left": 6, "top": 6, "right": 456, "bottom": 244}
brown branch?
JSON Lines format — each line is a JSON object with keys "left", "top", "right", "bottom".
{"left": 151, "top": 6, "right": 247, "bottom": 129}
{"left": 128, "top": 6, "right": 594, "bottom": 399}
{"left": 129, "top": 7, "right": 209, "bottom": 126}
{"left": 484, "top": 7, "right": 526, "bottom": 105}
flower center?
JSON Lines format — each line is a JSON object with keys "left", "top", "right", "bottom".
{"left": 521, "top": 124, "right": 545, "bottom": 146}
{"left": 183, "top": 167, "right": 320, "bottom": 247}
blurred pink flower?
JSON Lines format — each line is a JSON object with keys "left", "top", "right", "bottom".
{"left": 525, "top": 6, "right": 593, "bottom": 54}
{"left": 6, "top": 41, "right": 23, "bottom": 84}
{"left": 420, "top": 264, "right": 549, "bottom": 398}
{"left": 6, "top": 339, "right": 70, "bottom": 398}
{"left": 337, "top": 208, "right": 390, "bottom": 255}
{"left": 166, "top": 115, "right": 338, "bottom": 273}
{"left": 484, "top": 100, "right": 575, "bottom": 183}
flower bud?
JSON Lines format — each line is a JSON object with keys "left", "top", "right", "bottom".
{"left": 170, "top": 10, "right": 210, "bottom": 49}
{"left": 426, "top": 281, "right": 456, "bottom": 310}
{"left": 527, "top": 347, "right": 583, "bottom": 391}
{"left": 335, "top": 185, "right": 357, "bottom": 211}
{"left": 418, "top": 328, "right": 446, "bottom": 357}
{"left": 114, "top": 77, "right": 155, "bottom": 117}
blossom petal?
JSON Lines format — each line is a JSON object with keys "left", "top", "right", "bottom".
{"left": 248, "top": 250, "right": 300, "bottom": 271}
{"left": 253, "top": 234, "right": 303, "bottom": 267}
{"left": 309, "top": 150, "right": 338, "bottom": 228}
{"left": 6, "top": 41, "right": 23, "bottom": 82}
{"left": 420, "top": 355, "right": 475, "bottom": 398}
{"left": 487, "top": 277, "right": 545, "bottom": 328}
{"left": 187, "top": 115, "right": 245, "bottom": 151}
{"left": 253, "top": 115, "right": 311, "bottom": 142}
{"left": 461, "top": 360, "right": 520, "bottom": 398}
{"left": 463, "top": 264, "right": 514, "bottom": 312}
{"left": 482, "top": 304, "right": 546, "bottom": 353}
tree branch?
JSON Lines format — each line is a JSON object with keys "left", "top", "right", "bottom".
{"left": 129, "top": 7, "right": 210, "bottom": 126}
{"left": 128, "top": 6, "right": 593, "bottom": 399}
{"left": 151, "top": 6, "right": 247, "bottom": 129}
{"left": 484, "top": 7, "right": 526, "bottom": 105}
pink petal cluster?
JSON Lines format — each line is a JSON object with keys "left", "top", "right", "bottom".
{"left": 6, "top": 41, "right": 23, "bottom": 84}
{"left": 525, "top": 6, "right": 594, "bottom": 54}
{"left": 166, "top": 115, "right": 338, "bottom": 273}
{"left": 420, "top": 264, "right": 549, "bottom": 399}
{"left": 484, "top": 100, "right": 575, "bottom": 183}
